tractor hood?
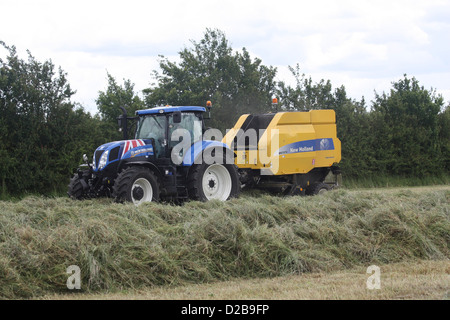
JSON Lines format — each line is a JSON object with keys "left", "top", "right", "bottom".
{"left": 92, "top": 139, "right": 154, "bottom": 172}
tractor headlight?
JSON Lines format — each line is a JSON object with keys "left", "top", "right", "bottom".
{"left": 98, "top": 150, "right": 109, "bottom": 170}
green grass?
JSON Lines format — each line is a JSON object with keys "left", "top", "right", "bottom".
{"left": 341, "top": 174, "right": 450, "bottom": 189}
{"left": 0, "top": 186, "right": 449, "bottom": 299}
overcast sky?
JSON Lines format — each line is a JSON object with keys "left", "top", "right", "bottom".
{"left": 1, "top": 0, "right": 449, "bottom": 114}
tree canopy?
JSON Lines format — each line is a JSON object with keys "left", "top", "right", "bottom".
{"left": 96, "top": 73, "right": 145, "bottom": 141}
{"left": 0, "top": 42, "right": 102, "bottom": 195}
{"left": 144, "top": 29, "right": 277, "bottom": 131}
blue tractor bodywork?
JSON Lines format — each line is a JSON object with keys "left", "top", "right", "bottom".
{"left": 136, "top": 106, "right": 206, "bottom": 115}
{"left": 181, "top": 140, "right": 230, "bottom": 166}
{"left": 92, "top": 139, "right": 154, "bottom": 173}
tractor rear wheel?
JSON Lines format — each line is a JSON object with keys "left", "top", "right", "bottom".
{"left": 188, "top": 162, "right": 240, "bottom": 201}
{"left": 113, "top": 167, "right": 160, "bottom": 205}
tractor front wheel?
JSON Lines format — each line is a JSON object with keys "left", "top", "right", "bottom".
{"left": 68, "top": 171, "right": 89, "bottom": 200}
{"left": 113, "top": 167, "right": 160, "bottom": 205}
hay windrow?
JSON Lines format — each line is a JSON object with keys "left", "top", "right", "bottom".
{"left": 0, "top": 188, "right": 448, "bottom": 298}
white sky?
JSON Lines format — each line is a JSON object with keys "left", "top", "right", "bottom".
{"left": 1, "top": 0, "right": 449, "bottom": 114}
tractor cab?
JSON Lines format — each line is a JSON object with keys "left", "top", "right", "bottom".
{"left": 135, "top": 106, "right": 206, "bottom": 159}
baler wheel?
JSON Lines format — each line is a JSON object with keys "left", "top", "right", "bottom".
{"left": 307, "top": 182, "right": 331, "bottom": 195}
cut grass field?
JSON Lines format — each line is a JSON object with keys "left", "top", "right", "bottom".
{"left": 42, "top": 260, "right": 449, "bottom": 300}
{"left": 0, "top": 185, "right": 448, "bottom": 299}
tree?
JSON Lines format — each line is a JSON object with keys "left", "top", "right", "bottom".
{"left": 276, "top": 64, "right": 335, "bottom": 111}
{"left": 437, "top": 103, "right": 450, "bottom": 173}
{"left": 0, "top": 41, "right": 103, "bottom": 196}
{"left": 144, "top": 28, "right": 277, "bottom": 131}
{"left": 333, "top": 95, "right": 376, "bottom": 177}
{"left": 96, "top": 73, "right": 145, "bottom": 141}
{"left": 370, "top": 75, "right": 444, "bottom": 177}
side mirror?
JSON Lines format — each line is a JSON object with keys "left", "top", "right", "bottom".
{"left": 117, "top": 107, "right": 128, "bottom": 140}
{"left": 173, "top": 111, "right": 182, "bottom": 124}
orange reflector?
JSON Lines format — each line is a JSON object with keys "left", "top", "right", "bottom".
{"left": 206, "top": 101, "right": 212, "bottom": 107}
{"left": 272, "top": 98, "right": 278, "bottom": 104}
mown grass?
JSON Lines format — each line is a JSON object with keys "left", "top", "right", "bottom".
{"left": 42, "top": 260, "right": 450, "bottom": 300}
{"left": 0, "top": 187, "right": 449, "bottom": 299}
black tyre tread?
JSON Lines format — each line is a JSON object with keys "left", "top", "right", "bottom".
{"left": 112, "top": 166, "right": 160, "bottom": 203}
{"left": 68, "top": 174, "right": 85, "bottom": 199}
{"left": 186, "top": 165, "right": 203, "bottom": 201}
{"left": 230, "top": 164, "right": 241, "bottom": 198}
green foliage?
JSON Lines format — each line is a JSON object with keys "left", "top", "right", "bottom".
{"left": 438, "top": 104, "right": 450, "bottom": 172}
{"left": 342, "top": 174, "right": 450, "bottom": 189}
{"left": 371, "top": 75, "right": 445, "bottom": 177}
{"left": 0, "top": 42, "right": 103, "bottom": 196}
{"left": 277, "top": 64, "right": 336, "bottom": 111}
{"left": 96, "top": 73, "right": 145, "bottom": 141}
{"left": 144, "top": 28, "right": 277, "bottom": 131}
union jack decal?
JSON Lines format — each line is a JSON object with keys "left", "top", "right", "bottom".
{"left": 122, "top": 139, "right": 146, "bottom": 157}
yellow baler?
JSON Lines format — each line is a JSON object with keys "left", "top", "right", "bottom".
{"left": 223, "top": 109, "right": 341, "bottom": 195}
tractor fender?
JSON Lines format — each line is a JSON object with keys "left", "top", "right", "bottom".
{"left": 182, "top": 140, "right": 235, "bottom": 166}
{"left": 118, "top": 160, "right": 163, "bottom": 181}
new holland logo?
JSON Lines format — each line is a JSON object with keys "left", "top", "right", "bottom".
{"left": 131, "top": 147, "right": 153, "bottom": 158}
{"left": 320, "top": 138, "right": 330, "bottom": 150}
{"left": 274, "top": 138, "right": 335, "bottom": 156}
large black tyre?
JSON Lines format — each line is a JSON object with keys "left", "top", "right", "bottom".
{"left": 68, "top": 172, "right": 89, "bottom": 200}
{"left": 306, "top": 182, "right": 331, "bottom": 196}
{"left": 187, "top": 162, "right": 240, "bottom": 201}
{"left": 113, "top": 167, "right": 160, "bottom": 205}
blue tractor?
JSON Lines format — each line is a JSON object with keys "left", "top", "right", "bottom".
{"left": 68, "top": 104, "right": 241, "bottom": 204}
